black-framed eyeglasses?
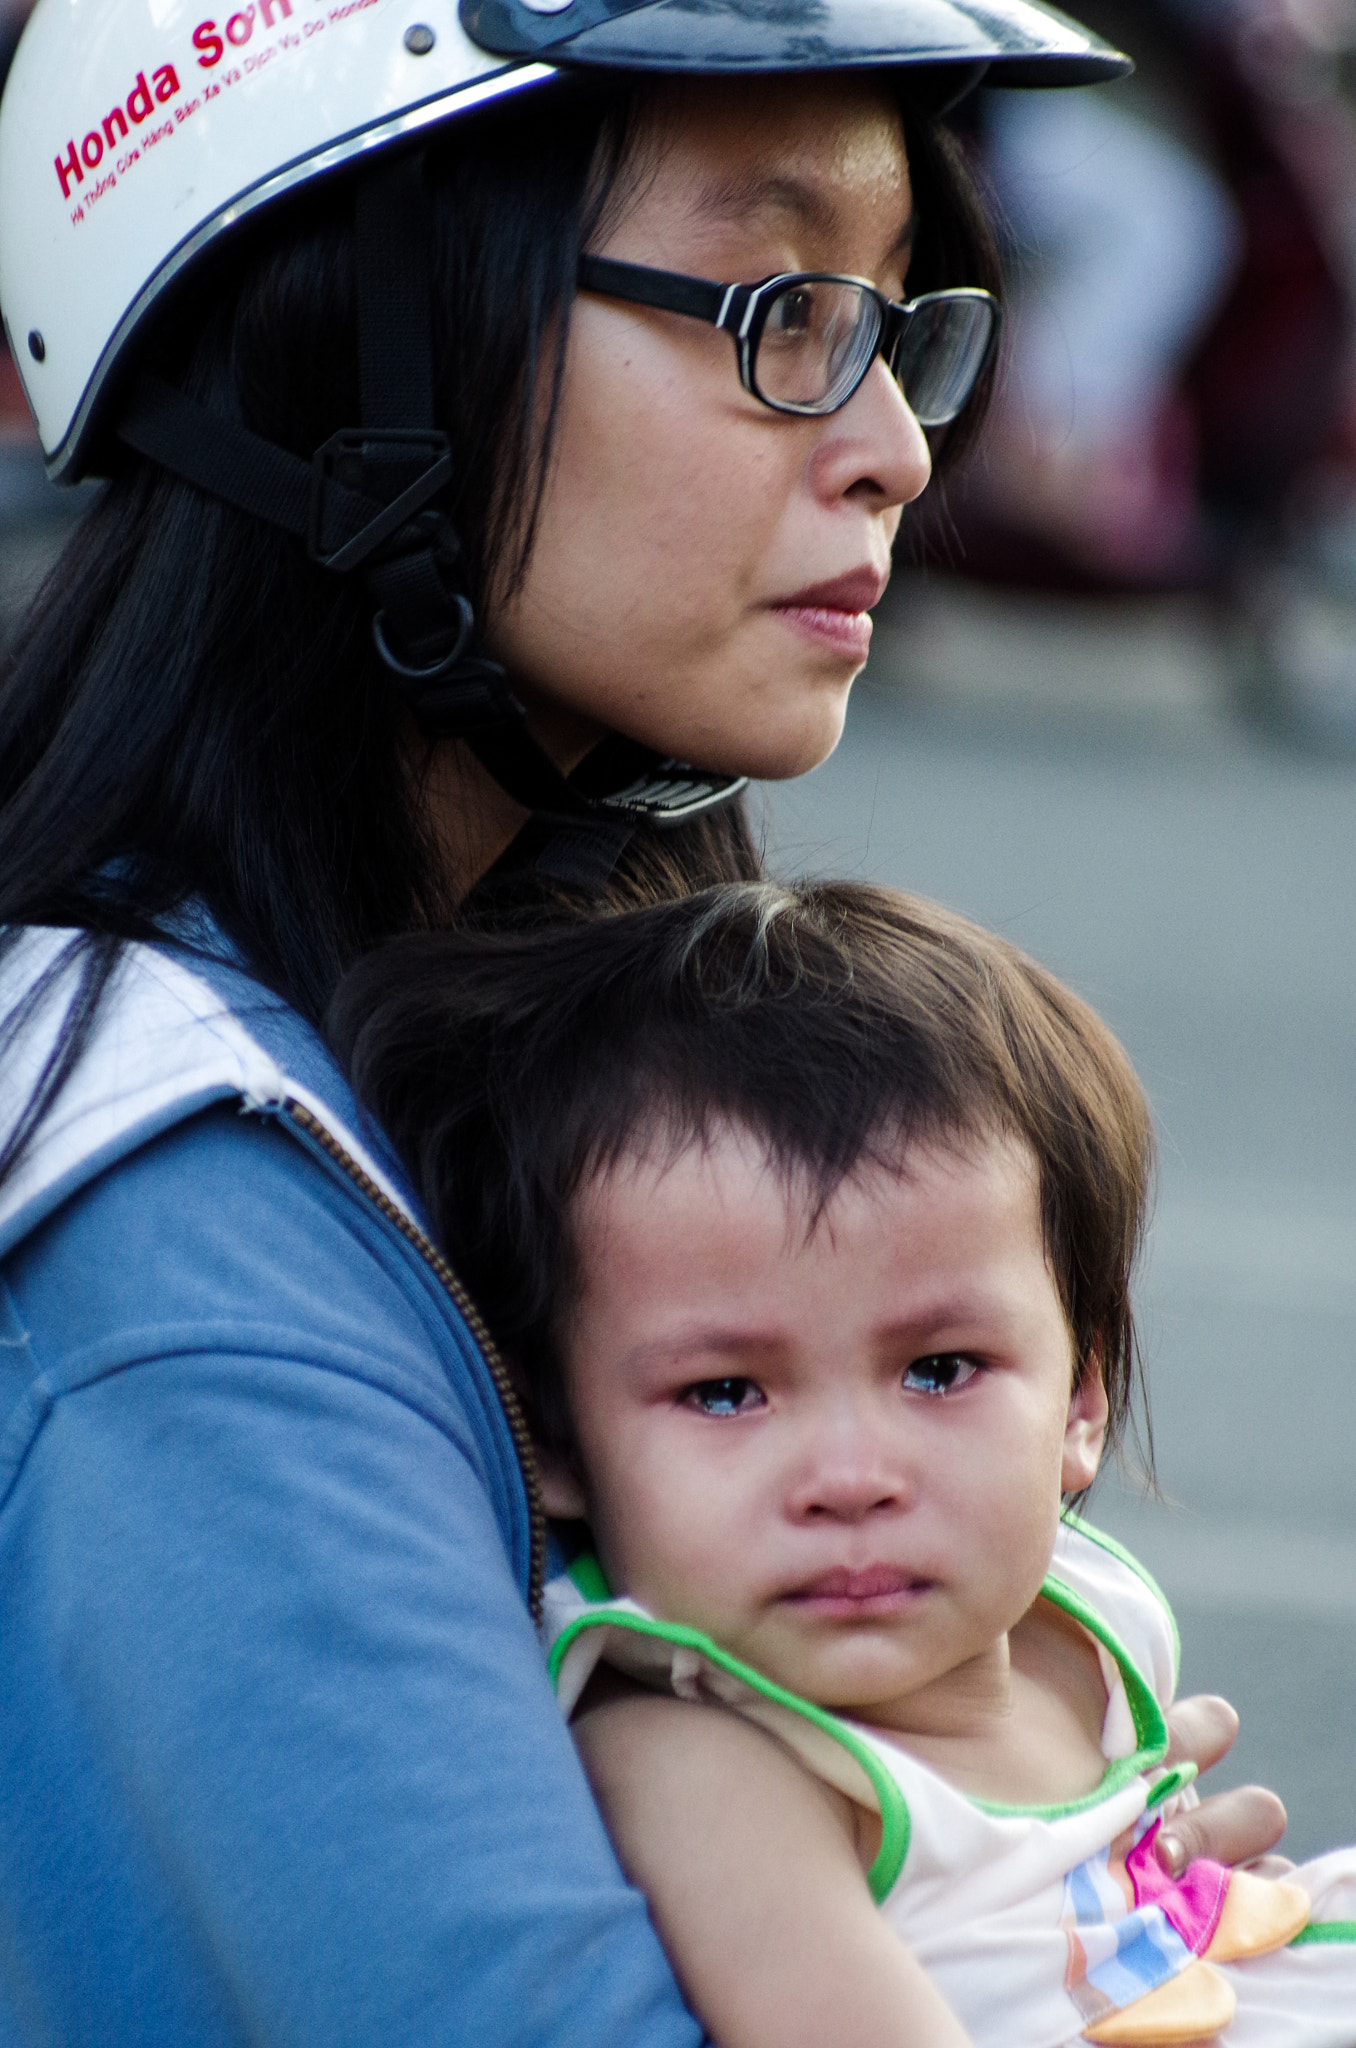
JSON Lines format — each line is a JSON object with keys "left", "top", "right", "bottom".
{"left": 577, "top": 254, "right": 1000, "bottom": 425}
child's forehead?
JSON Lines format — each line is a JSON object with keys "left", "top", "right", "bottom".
{"left": 565, "top": 1117, "right": 1061, "bottom": 1378}
{"left": 577, "top": 1112, "right": 1039, "bottom": 1243}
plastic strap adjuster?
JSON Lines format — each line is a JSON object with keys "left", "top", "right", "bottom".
{"left": 308, "top": 427, "right": 454, "bottom": 573}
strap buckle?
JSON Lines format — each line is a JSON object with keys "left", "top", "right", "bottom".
{"left": 308, "top": 427, "right": 453, "bottom": 573}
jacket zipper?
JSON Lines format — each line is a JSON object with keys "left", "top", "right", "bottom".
{"left": 285, "top": 1098, "right": 546, "bottom": 1622}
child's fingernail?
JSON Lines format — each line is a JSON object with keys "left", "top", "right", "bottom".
{"left": 1157, "top": 1831, "right": 1186, "bottom": 1877}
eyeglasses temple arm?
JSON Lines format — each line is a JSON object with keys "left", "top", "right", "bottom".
{"left": 576, "top": 255, "right": 738, "bottom": 329}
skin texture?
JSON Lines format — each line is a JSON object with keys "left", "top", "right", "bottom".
{"left": 553, "top": 1129, "right": 1110, "bottom": 1804}
{"left": 482, "top": 76, "right": 931, "bottom": 786}
{"left": 574, "top": 1684, "right": 975, "bottom": 2048}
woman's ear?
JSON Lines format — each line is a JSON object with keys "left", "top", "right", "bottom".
{"left": 535, "top": 1442, "right": 589, "bottom": 1521}
{"left": 1062, "top": 1361, "right": 1109, "bottom": 1495}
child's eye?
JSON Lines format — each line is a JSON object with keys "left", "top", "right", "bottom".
{"left": 902, "top": 1354, "right": 979, "bottom": 1397}
{"left": 682, "top": 1377, "right": 766, "bottom": 1418}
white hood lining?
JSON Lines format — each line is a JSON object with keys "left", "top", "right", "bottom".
{"left": 0, "top": 929, "right": 415, "bottom": 1257}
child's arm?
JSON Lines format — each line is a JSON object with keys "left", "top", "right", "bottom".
{"left": 572, "top": 1686, "right": 974, "bottom": 2048}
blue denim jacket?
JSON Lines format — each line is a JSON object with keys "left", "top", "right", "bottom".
{"left": 0, "top": 928, "right": 702, "bottom": 2048}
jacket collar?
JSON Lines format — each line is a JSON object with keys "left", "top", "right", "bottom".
{"left": 0, "top": 924, "right": 421, "bottom": 1259}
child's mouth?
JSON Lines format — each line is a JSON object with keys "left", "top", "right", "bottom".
{"left": 786, "top": 1565, "right": 930, "bottom": 1617}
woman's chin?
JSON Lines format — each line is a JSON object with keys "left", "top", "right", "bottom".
{"left": 657, "top": 648, "right": 856, "bottom": 780}
{"left": 600, "top": 696, "right": 851, "bottom": 782}
{"left": 730, "top": 689, "right": 854, "bottom": 782}
{"left": 506, "top": 651, "right": 856, "bottom": 782}
{"left": 753, "top": 728, "right": 847, "bottom": 781}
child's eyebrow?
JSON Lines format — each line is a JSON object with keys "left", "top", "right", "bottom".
{"left": 622, "top": 1324, "right": 783, "bottom": 1375}
{"left": 620, "top": 1291, "right": 1026, "bottom": 1378}
{"left": 869, "top": 1293, "right": 1021, "bottom": 1346}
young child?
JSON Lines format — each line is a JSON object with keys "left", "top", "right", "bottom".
{"left": 335, "top": 881, "right": 1356, "bottom": 2048}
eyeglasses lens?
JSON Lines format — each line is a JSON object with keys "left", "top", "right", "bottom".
{"left": 893, "top": 295, "right": 995, "bottom": 426}
{"left": 754, "top": 280, "right": 881, "bottom": 413}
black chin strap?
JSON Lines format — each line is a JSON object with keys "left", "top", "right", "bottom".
{"left": 117, "top": 149, "right": 746, "bottom": 857}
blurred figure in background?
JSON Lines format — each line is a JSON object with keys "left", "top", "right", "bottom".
{"left": 943, "top": 0, "right": 1356, "bottom": 740}
{"left": 980, "top": 61, "right": 1243, "bottom": 585}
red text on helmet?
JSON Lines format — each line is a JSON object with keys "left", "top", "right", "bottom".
{"left": 194, "top": 0, "right": 294, "bottom": 68}
{"left": 55, "top": 68, "right": 182, "bottom": 199}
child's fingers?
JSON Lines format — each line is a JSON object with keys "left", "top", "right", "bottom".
{"left": 1157, "top": 1786, "right": 1289, "bottom": 1878}
{"left": 1237, "top": 1853, "right": 1300, "bottom": 1880}
{"left": 1164, "top": 1693, "right": 1239, "bottom": 1773}
{"left": 1160, "top": 1694, "right": 1288, "bottom": 1876}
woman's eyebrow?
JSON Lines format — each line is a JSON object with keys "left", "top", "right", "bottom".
{"left": 694, "top": 169, "right": 916, "bottom": 260}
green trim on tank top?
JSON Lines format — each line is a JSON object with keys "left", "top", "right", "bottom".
{"left": 967, "top": 1574, "right": 1185, "bottom": 1821}
{"left": 1060, "top": 1510, "right": 1183, "bottom": 1695}
{"left": 551, "top": 1571, "right": 911, "bottom": 1902}
{"left": 568, "top": 1552, "right": 612, "bottom": 1603}
{"left": 552, "top": 1552, "right": 1190, "bottom": 1892}
{"left": 1291, "top": 1921, "right": 1356, "bottom": 1947}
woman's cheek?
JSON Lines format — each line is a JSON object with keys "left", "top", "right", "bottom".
{"left": 493, "top": 410, "right": 749, "bottom": 706}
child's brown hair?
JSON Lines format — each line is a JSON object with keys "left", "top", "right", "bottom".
{"left": 332, "top": 880, "right": 1155, "bottom": 1478}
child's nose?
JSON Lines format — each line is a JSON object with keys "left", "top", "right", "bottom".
{"left": 788, "top": 1422, "right": 910, "bottom": 1524}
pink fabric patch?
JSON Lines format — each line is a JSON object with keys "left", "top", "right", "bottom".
{"left": 1125, "top": 1819, "right": 1230, "bottom": 1956}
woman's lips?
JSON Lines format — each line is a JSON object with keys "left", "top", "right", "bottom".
{"left": 785, "top": 1564, "right": 930, "bottom": 1618}
{"left": 770, "top": 567, "right": 888, "bottom": 662}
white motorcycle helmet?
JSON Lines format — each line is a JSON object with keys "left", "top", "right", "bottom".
{"left": 0, "top": 0, "right": 1129, "bottom": 834}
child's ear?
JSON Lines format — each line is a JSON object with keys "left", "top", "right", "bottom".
{"left": 1062, "top": 1361, "right": 1109, "bottom": 1495}
{"left": 535, "top": 1442, "right": 589, "bottom": 1521}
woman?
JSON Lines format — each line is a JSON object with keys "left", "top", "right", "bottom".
{"left": 0, "top": 2, "right": 1284, "bottom": 2040}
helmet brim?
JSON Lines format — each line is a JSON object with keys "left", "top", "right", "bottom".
{"left": 459, "top": 0, "right": 1131, "bottom": 84}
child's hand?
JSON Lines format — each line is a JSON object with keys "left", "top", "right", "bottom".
{"left": 1157, "top": 1696, "right": 1288, "bottom": 1878}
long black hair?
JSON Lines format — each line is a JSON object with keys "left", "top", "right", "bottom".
{"left": 0, "top": 79, "right": 999, "bottom": 1182}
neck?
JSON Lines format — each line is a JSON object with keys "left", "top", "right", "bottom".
{"left": 857, "top": 1600, "right": 1112, "bottom": 1805}
{"left": 867, "top": 1635, "right": 1016, "bottom": 1746}
{"left": 410, "top": 691, "right": 608, "bottom": 902}
{"left": 411, "top": 735, "right": 531, "bottom": 902}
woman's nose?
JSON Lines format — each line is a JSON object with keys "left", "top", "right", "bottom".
{"left": 806, "top": 355, "right": 933, "bottom": 515}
